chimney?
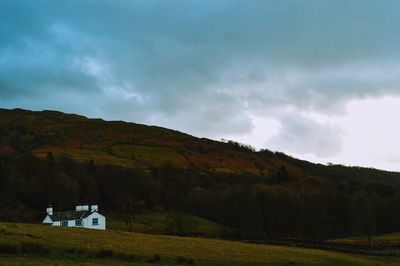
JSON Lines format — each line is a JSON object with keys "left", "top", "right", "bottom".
{"left": 46, "top": 206, "right": 53, "bottom": 215}
{"left": 82, "top": 205, "right": 89, "bottom": 211}
{"left": 90, "top": 205, "right": 98, "bottom": 212}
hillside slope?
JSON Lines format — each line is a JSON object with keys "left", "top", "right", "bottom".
{"left": 1, "top": 108, "right": 400, "bottom": 185}
{"left": 0, "top": 108, "right": 299, "bottom": 176}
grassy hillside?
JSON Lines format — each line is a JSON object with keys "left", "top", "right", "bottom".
{"left": 0, "top": 222, "right": 399, "bottom": 266}
{"left": 2, "top": 107, "right": 400, "bottom": 186}
{"left": 0, "top": 108, "right": 284, "bottom": 175}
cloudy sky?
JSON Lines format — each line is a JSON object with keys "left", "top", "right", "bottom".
{"left": 1, "top": 0, "right": 400, "bottom": 171}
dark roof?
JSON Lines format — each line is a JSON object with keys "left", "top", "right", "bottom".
{"left": 49, "top": 210, "right": 92, "bottom": 221}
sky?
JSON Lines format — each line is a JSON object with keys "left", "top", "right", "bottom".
{"left": 1, "top": 0, "right": 400, "bottom": 171}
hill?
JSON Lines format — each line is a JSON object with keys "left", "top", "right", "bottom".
{"left": 0, "top": 108, "right": 287, "bottom": 175}
{"left": 0, "top": 109, "right": 400, "bottom": 183}
{"left": 1, "top": 108, "right": 400, "bottom": 241}
{"left": 1, "top": 222, "right": 399, "bottom": 265}
{"left": 1, "top": 108, "right": 400, "bottom": 184}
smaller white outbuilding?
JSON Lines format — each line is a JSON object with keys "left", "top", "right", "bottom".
{"left": 42, "top": 204, "right": 106, "bottom": 230}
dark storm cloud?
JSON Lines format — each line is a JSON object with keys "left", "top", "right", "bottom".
{"left": 1, "top": 0, "right": 400, "bottom": 156}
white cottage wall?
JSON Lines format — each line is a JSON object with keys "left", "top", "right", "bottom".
{"left": 84, "top": 212, "right": 106, "bottom": 230}
{"left": 42, "top": 215, "right": 53, "bottom": 224}
{"left": 52, "top": 221, "right": 61, "bottom": 226}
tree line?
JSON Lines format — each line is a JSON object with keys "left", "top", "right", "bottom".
{"left": 1, "top": 152, "right": 400, "bottom": 240}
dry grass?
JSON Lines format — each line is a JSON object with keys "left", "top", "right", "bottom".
{"left": 0, "top": 222, "right": 399, "bottom": 265}
{"left": 33, "top": 148, "right": 138, "bottom": 168}
{"left": 110, "top": 144, "right": 188, "bottom": 167}
{"left": 0, "top": 255, "right": 151, "bottom": 266}
{"left": 107, "top": 212, "right": 227, "bottom": 236}
{"left": 333, "top": 232, "right": 400, "bottom": 245}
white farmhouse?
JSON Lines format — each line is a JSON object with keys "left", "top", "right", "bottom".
{"left": 42, "top": 204, "right": 106, "bottom": 230}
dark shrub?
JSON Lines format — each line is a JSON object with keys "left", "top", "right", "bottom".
{"left": 115, "top": 252, "right": 138, "bottom": 261}
{"left": 186, "top": 258, "right": 194, "bottom": 265}
{"left": 176, "top": 256, "right": 186, "bottom": 264}
{"left": 96, "top": 249, "right": 114, "bottom": 258}
{"left": 148, "top": 253, "right": 161, "bottom": 263}
{"left": 177, "top": 256, "right": 195, "bottom": 265}
{"left": 0, "top": 243, "right": 19, "bottom": 254}
{"left": 20, "top": 241, "right": 47, "bottom": 254}
{"left": 65, "top": 247, "right": 85, "bottom": 255}
{"left": 65, "top": 247, "right": 76, "bottom": 254}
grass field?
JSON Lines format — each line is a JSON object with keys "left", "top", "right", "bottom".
{"left": 333, "top": 232, "right": 400, "bottom": 246}
{"left": 34, "top": 148, "right": 139, "bottom": 168}
{"left": 33, "top": 144, "right": 189, "bottom": 169}
{"left": 374, "top": 232, "right": 400, "bottom": 242}
{"left": 109, "top": 144, "right": 188, "bottom": 168}
{"left": 0, "top": 255, "right": 148, "bottom": 266}
{"left": 0, "top": 222, "right": 399, "bottom": 266}
{"left": 107, "top": 212, "right": 227, "bottom": 236}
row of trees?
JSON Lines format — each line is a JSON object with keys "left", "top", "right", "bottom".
{"left": 1, "top": 152, "right": 400, "bottom": 240}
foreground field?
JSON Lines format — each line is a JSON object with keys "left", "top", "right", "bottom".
{"left": 0, "top": 223, "right": 399, "bottom": 265}
{"left": 0, "top": 255, "right": 149, "bottom": 266}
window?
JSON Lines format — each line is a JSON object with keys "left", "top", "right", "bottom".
{"left": 75, "top": 219, "right": 82, "bottom": 226}
{"left": 61, "top": 220, "right": 68, "bottom": 227}
{"left": 92, "top": 218, "right": 99, "bottom": 226}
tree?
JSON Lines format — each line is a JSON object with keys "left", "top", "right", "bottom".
{"left": 50, "top": 172, "right": 79, "bottom": 210}
{"left": 47, "top": 152, "right": 55, "bottom": 169}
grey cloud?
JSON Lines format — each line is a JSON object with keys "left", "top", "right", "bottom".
{"left": 220, "top": 63, "right": 400, "bottom": 115}
{"left": 267, "top": 112, "right": 343, "bottom": 157}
